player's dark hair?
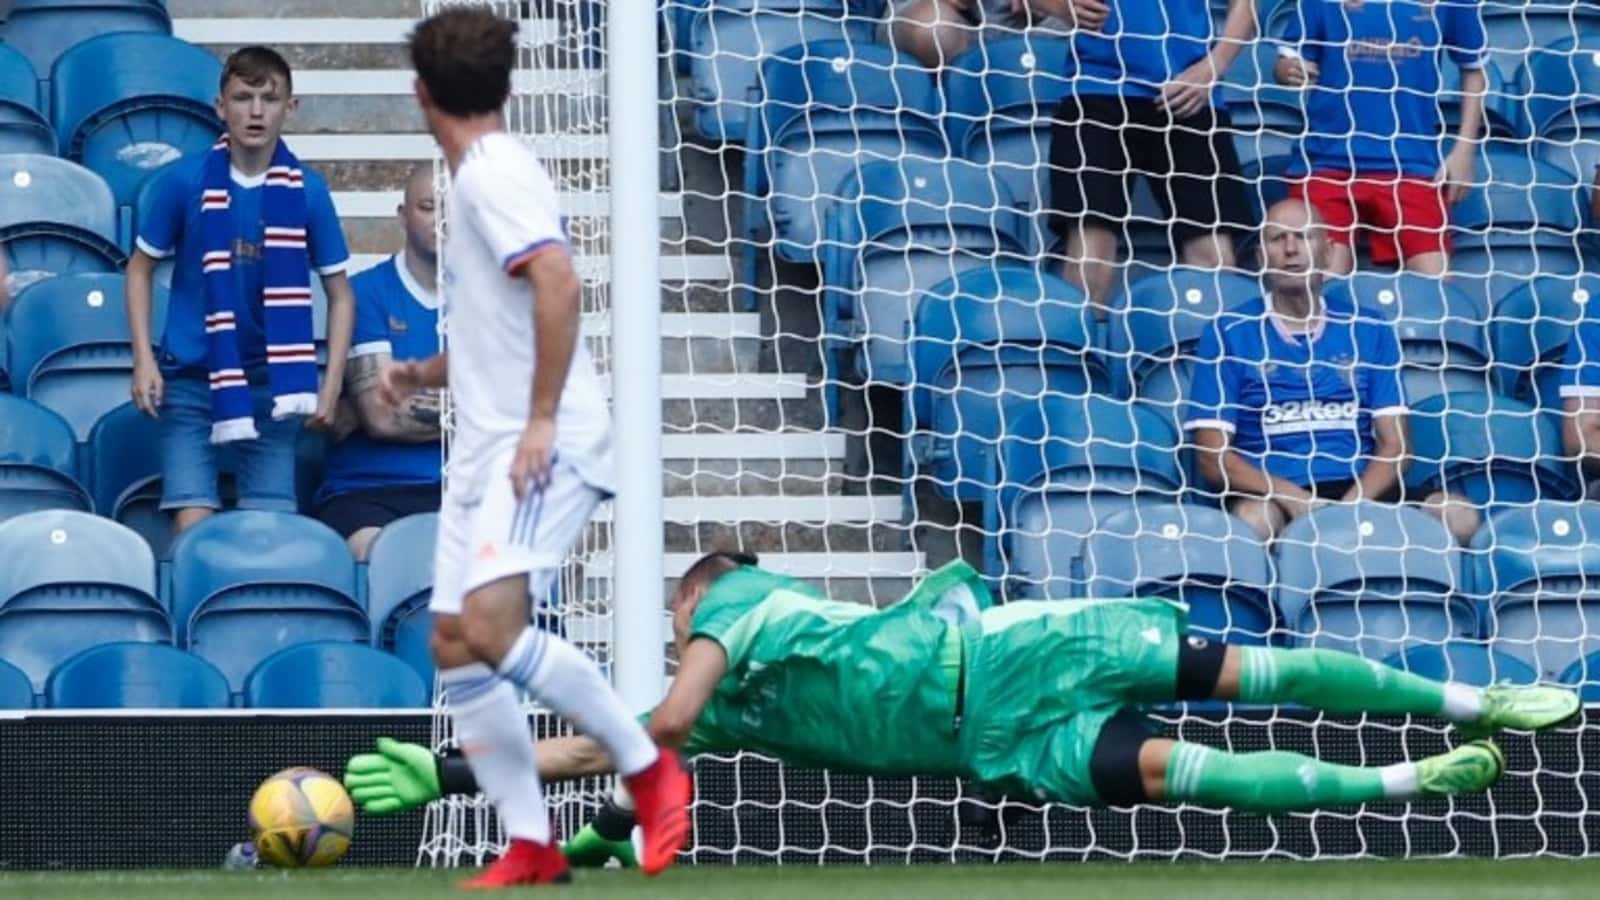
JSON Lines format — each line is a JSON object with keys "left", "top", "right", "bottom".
{"left": 408, "top": 7, "right": 518, "bottom": 117}
{"left": 679, "top": 551, "right": 759, "bottom": 597}
{"left": 220, "top": 46, "right": 294, "bottom": 95}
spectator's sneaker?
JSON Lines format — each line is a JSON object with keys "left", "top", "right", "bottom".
{"left": 461, "top": 838, "right": 571, "bottom": 889}
{"left": 1415, "top": 741, "right": 1505, "bottom": 800}
{"left": 1459, "top": 684, "right": 1580, "bottom": 739}
{"left": 623, "top": 748, "right": 691, "bottom": 876}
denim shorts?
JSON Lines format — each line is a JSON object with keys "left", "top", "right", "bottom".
{"left": 159, "top": 373, "right": 302, "bottom": 512}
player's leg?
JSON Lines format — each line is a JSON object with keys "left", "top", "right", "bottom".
{"left": 1226, "top": 495, "right": 1287, "bottom": 542}
{"left": 1418, "top": 488, "right": 1481, "bottom": 545}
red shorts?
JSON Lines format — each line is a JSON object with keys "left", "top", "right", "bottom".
{"left": 1290, "top": 171, "right": 1451, "bottom": 266}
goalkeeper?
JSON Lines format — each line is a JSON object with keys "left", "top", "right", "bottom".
{"left": 347, "top": 552, "right": 1578, "bottom": 861}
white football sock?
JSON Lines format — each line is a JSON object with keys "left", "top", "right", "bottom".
{"left": 441, "top": 663, "right": 551, "bottom": 844}
{"left": 1379, "top": 762, "right": 1420, "bottom": 800}
{"left": 1441, "top": 683, "right": 1485, "bottom": 722}
{"left": 499, "top": 626, "right": 660, "bottom": 776}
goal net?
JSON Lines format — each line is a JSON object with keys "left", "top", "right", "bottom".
{"left": 420, "top": 0, "right": 1600, "bottom": 866}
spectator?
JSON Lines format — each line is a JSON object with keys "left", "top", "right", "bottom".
{"left": 312, "top": 165, "right": 443, "bottom": 559}
{"left": 125, "top": 46, "right": 353, "bottom": 535}
{"left": 1276, "top": 0, "right": 1486, "bottom": 276}
{"left": 1561, "top": 292, "right": 1600, "bottom": 497}
{"left": 1186, "top": 199, "right": 1479, "bottom": 543}
{"left": 0, "top": 249, "right": 9, "bottom": 313}
{"left": 885, "top": 0, "right": 1060, "bottom": 69}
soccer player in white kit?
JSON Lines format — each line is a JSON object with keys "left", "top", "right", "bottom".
{"left": 385, "top": 9, "right": 689, "bottom": 888}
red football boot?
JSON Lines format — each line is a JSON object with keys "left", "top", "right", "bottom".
{"left": 622, "top": 748, "right": 691, "bottom": 876}
{"left": 460, "top": 838, "right": 571, "bottom": 889}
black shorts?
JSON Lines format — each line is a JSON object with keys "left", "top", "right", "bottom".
{"left": 1306, "top": 480, "right": 1402, "bottom": 503}
{"left": 1048, "top": 94, "right": 1253, "bottom": 245}
{"left": 313, "top": 484, "right": 442, "bottom": 538}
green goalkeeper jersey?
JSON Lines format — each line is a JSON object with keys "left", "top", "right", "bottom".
{"left": 682, "top": 565, "right": 970, "bottom": 776}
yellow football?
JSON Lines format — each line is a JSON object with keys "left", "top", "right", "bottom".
{"left": 248, "top": 767, "right": 355, "bottom": 868}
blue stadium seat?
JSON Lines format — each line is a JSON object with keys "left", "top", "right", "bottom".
{"left": 0, "top": 154, "right": 122, "bottom": 296}
{"left": 685, "top": 0, "right": 880, "bottom": 142}
{"left": 1383, "top": 642, "right": 1539, "bottom": 687}
{"left": 244, "top": 642, "right": 430, "bottom": 709}
{"left": 1481, "top": 4, "right": 1600, "bottom": 82}
{"left": 52, "top": 33, "right": 222, "bottom": 208}
{"left": 907, "top": 265, "right": 1108, "bottom": 511}
{"left": 1525, "top": 38, "right": 1600, "bottom": 200}
{"left": 1441, "top": 58, "right": 1524, "bottom": 142}
{"left": 0, "top": 44, "right": 55, "bottom": 156}
{"left": 0, "top": 0, "right": 172, "bottom": 86}
{"left": 1276, "top": 502, "right": 1471, "bottom": 661}
{"left": 1560, "top": 650, "right": 1600, "bottom": 703}
{"left": 1080, "top": 503, "right": 1275, "bottom": 644}
{"left": 45, "top": 642, "right": 230, "bottom": 709}
{"left": 1220, "top": 42, "right": 1306, "bottom": 167}
{"left": 944, "top": 36, "right": 1074, "bottom": 210}
{"left": 7, "top": 273, "right": 170, "bottom": 441}
{"left": 820, "top": 158, "right": 1027, "bottom": 411}
{"left": 994, "top": 396, "right": 1183, "bottom": 598}
{"left": 169, "top": 511, "right": 366, "bottom": 694}
{"left": 366, "top": 513, "right": 437, "bottom": 686}
{"left": 0, "top": 658, "right": 35, "bottom": 708}
{"left": 87, "top": 402, "right": 165, "bottom": 549}
{"left": 1106, "top": 266, "right": 1263, "bottom": 410}
{"left": 1472, "top": 502, "right": 1600, "bottom": 680}
{"left": 1450, "top": 147, "right": 1588, "bottom": 315}
{"left": 1404, "top": 391, "right": 1579, "bottom": 511}
{"left": 1323, "top": 272, "right": 1491, "bottom": 403}
{"left": 1238, "top": 152, "right": 1300, "bottom": 234}
{"left": 0, "top": 395, "right": 92, "bottom": 521}
{"left": 0, "top": 510, "right": 169, "bottom": 692}
{"left": 1489, "top": 274, "right": 1600, "bottom": 413}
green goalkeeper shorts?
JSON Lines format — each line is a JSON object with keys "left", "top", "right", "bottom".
{"left": 955, "top": 597, "right": 1189, "bottom": 806}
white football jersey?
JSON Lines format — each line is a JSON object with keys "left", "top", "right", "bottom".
{"left": 441, "top": 132, "right": 614, "bottom": 500}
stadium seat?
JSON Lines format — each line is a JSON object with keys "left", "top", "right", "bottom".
{"left": 1106, "top": 266, "right": 1263, "bottom": 411}
{"left": 169, "top": 511, "right": 367, "bottom": 694}
{"left": 7, "top": 273, "right": 170, "bottom": 441}
{"left": 1450, "top": 147, "right": 1587, "bottom": 315}
{"left": 906, "top": 265, "right": 1107, "bottom": 512}
{"left": 943, "top": 36, "right": 1074, "bottom": 210}
{"left": 1079, "top": 503, "right": 1275, "bottom": 644}
{"left": 820, "top": 158, "right": 1027, "bottom": 410}
{"left": 1441, "top": 58, "right": 1524, "bottom": 142}
{"left": 1488, "top": 274, "right": 1600, "bottom": 413}
{"left": 1472, "top": 502, "right": 1600, "bottom": 680}
{"left": 52, "top": 33, "right": 223, "bottom": 208}
{"left": 1323, "top": 272, "right": 1491, "bottom": 402}
{"left": 243, "top": 642, "right": 430, "bottom": 709}
{"left": 1404, "top": 391, "right": 1580, "bottom": 511}
{"left": 738, "top": 41, "right": 946, "bottom": 306}
{"left": 0, "top": 154, "right": 123, "bottom": 296}
{"left": 1559, "top": 650, "right": 1600, "bottom": 703}
{"left": 1276, "top": 502, "right": 1472, "bottom": 661}
{"left": 1481, "top": 4, "right": 1600, "bottom": 81}
{"left": 0, "top": 395, "right": 92, "bottom": 521}
{"left": 0, "top": 657, "right": 34, "bottom": 708}
{"left": 45, "top": 642, "right": 230, "bottom": 709}
{"left": 1237, "top": 153, "right": 1300, "bottom": 235}
{"left": 366, "top": 513, "right": 437, "bottom": 685}
{"left": 0, "top": 0, "right": 172, "bottom": 86}
{"left": 685, "top": 0, "right": 881, "bottom": 142}
{"left": 994, "top": 396, "right": 1183, "bottom": 598}
{"left": 1523, "top": 38, "right": 1600, "bottom": 201}
{"left": 0, "top": 510, "right": 169, "bottom": 692}
{"left": 1219, "top": 42, "right": 1306, "bottom": 167}
{"left": 0, "top": 44, "right": 55, "bottom": 156}
{"left": 1383, "top": 642, "right": 1539, "bottom": 687}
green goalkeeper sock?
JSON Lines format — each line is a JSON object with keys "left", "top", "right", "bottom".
{"left": 1164, "top": 743, "right": 1411, "bottom": 813}
{"left": 1236, "top": 647, "right": 1483, "bottom": 721}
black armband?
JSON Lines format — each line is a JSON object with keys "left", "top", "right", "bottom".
{"left": 592, "top": 799, "right": 637, "bottom": 841}
{"left": 438, "top": 749, "right": 479, "bottom": 797}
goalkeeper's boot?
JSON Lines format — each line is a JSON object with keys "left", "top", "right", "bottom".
{"left": 622, "top": 748, "right": 691, "bottom": 877}
{"left": 461, "top": 838, "right": 571, "bottom": 890}
{"left": 1415, "top": 740, "right": 1505, "bottom": 800}
{"left": 1459, "top": 684, "right": 1580, "bottom": 739}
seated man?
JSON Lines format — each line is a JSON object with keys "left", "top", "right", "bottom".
{"left": 312, "top": 166, "right": 444, "bottom": 559}
{"left": 1561, "top": 289, "right": 1600, "bottom": 498}
{"left": 885, "top": 0, "right": 1061, "bottom": 69}
{"left": 347, "top": 551, "right": 1578, "bottom": 857}
{"left": 1186, "top": 199, "right": 1479, "bottom": 543}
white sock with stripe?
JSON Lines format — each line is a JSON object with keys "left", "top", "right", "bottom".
{"left": 498, "top": 626, "right": 660, "bottom": 776}
{"left": 440, "top": 663, "right": 551, "bottom": 843}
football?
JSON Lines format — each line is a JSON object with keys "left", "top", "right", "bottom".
{"left": 248, "top": 767, "right": 355, "bottom": 868}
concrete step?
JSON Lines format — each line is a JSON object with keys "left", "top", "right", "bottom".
{"left": 664, "top": 459, "right": 856, "bottom": 498}
{"left": 168, "top": 0, "right": 418, "bottom": 17}
{"left": 585, "top": 551, "right": 924, "bottom": 581}
{"left": 290, "top": 133, "right": 606, "bottom": 162}
{"left": 333, "top": 189, "right": 657, "bottom": 220}
{"left": 662, "top": 431, "right": 843, "bottom": 461}
{"left": 349, "top": 253, "right": 730, "bottom": 283}
{"left": 593, "top": 494, "right": 901, "bottom": 525}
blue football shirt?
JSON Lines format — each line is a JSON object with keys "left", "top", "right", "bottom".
{"left": 318, "top": 253, "right": 444, "bottom": 502}
{"left": 1184, "top": 293, "right": 1408, "bottom": 486}
{"left": 135, "top": 151, "right": 350, "bottom": 373}
{"left": 1284, "top": 0, "right": 1487, "bottom": 177}
{"left": 1073, "top": 0, "right": 1216, "bottom": 100}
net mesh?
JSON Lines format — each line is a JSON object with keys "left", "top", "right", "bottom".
{"left": 419, "top": 0, "right": 1600, "bottom": 865}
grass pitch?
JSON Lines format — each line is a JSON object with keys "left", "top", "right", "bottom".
{"left": 5, "top": 858, "right": 1598, "bottom": 900}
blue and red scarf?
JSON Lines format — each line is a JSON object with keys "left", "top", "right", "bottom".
{"left": 201, "top": 134, "right": 318, "bottom": 443}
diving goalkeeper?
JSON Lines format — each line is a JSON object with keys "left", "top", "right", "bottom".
{"left": 347, "top": 552, "right": 1579, "bottom": 856}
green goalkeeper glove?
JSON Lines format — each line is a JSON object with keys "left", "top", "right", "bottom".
{"left": 343, "top": 736, "right": 445, "bottom": 815}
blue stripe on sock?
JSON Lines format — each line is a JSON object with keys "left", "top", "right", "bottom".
{"left": 444, "top": 674, "right": 500, "bottom": 706}
{"left": 504, "top": 629, "right": 546, "bottom": 686}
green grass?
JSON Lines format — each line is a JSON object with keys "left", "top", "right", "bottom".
{"left": 5, "top": 858, "right": 1600, "bottom": 900}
